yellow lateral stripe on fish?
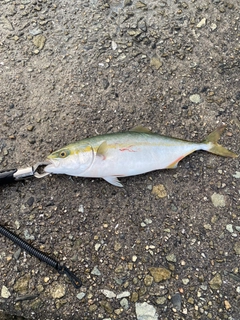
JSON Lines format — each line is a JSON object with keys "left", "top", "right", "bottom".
{"left": 44, "top": 125, "right": 238, "bottom": 187}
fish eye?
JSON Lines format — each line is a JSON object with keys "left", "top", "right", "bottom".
{"left": 59, "top": 150, "right": 67, "bottom": 158}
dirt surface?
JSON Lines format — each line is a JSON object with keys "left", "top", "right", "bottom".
{"left": 0, "top": 0, "right": 239, "bottom": 319}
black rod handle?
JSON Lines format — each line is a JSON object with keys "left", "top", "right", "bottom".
{"left": 0, "top": 169, "right": 17, "bottom": 186}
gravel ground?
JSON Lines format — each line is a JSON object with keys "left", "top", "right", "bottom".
{"left": 0, "top": 0, "right": 239, "bottom": 319}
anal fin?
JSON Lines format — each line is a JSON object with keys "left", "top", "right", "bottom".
{"left": 103, "top": 176, "right": 123, "bottom": 187}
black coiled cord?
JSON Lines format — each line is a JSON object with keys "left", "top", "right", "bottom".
{"left": 0, "top": 224, "right": 82, "bottom": 288}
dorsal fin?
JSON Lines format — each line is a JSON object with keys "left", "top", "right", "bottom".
{"left": 129, "top": 126, "right": 152, "bottom": 133}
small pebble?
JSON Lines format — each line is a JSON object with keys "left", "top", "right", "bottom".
{"left": 100, "top": 289, "right": 116, "bottom": 299}
{"left": 50, "top": 284, "right": 66, "bottom": 299}
{"left": 166, "top": 253, "right": 177, "bottom": 263}
{"left": 135, "top": 302, "right": 158, "bottom": 320}
{"left": 120, "top": 298, "right": 129, "bottom": 310}
{"left": 210, "top": 23, "right": 217, "bottom": 31}
{"left": 149, "top": 267, "right": 171, "bottom": 282}
{"left": 211, "top": 193, "right": 226, "bottom": 207}
{"left": 132, "top": 255, "right": 137, "bottom": 262}
{"left": 182, "top": 278, "right": 189, "bottom": 285}
{"left": 152, "top": 184, "right": 167, "bottom": 198}
{"left": 226, "top": 224, "right": 233, "bottom": 233}
{"left": 232, "top": 171, "right": 240, "bottom": 179}
{"left": 156, "top": 296, "right": 166, "bottom": 305}
{"left": 172, "top": 292, "right": 182, "bottom": 310}
{"left": 189, "top": 94, "right": 201, "bottom": 104}
{"left": 196, "top": 18, "right": 206, "bottom": 28}
{"left": 76, "top": 292, "right": 86, "bottom": 300}
{"left": 95, "top": 243, "right": 101, "bottom": 251}
{"left": 91, "top": 266, "right": 101, "bottom": 276}
{"left": 233, "top": 242, "right": 240, "bottom": 255}
{"left": 144, "top": 275, "right": 153, "bottom": 286}
{"left": 224, "top": 300, "right": 231, "bottom": 310}
{"left": 78, "top": 204, "right": 84, "bottom": 213}
{"left": 1, "top": 285, "right": 11, "bottom": 298}
{"left": 116, "top": 291, "right": 130, "bottom": 299}
{"left": 209, "top": 273, "right": 222, "bottom": 290}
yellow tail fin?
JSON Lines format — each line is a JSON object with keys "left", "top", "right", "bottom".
{"left": 203, "top": 126, "right": 238, "bottom": 158}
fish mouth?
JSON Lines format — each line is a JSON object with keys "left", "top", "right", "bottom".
{"left": 44, "top": 158, "right": 60, "bottom": 173}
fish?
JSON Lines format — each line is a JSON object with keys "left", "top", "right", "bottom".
{"left": 44, "top": 125, "right": 238, "bottom": 187}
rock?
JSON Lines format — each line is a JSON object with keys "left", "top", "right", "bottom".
{"left": 100, "top": 300, "right": 113, "bottom": 314}
{"left": 124, "top": 0, "right": 132, "bottom": 6}
{"left": 232, "top": 171, "right": 240, "bottom": 178}
{"left": 95, "top": 243, "right": 101, "bottom": 251}
{"left": 209, "top": 273, "right": 222, "bottom": 290}
{"left": 0, "top": 16, "right": 14, "bottom": 31}
{"left": 23, "top": 229, "right": 35, "bottom": 241}
{"left": 149, "top": 267, "right": 171, "bottom": 282}
{"left": 135, "top": 302, "right": 158, "bottom": 320}
{"left": 156, "top": 296, "right": 166, "bottom": 305}
{"left": 120, "top": 298, "right": 129, "bottom": 310}
{"left": 233, "top": 242, "right": 240, "bottom": 255}
{"left": 50, "top": 284, "right": 66, "bottom": 299}
{"left": 13, "top": 275, "right": 31, "bottom": 294}
{"left": 76, "top": 292, "right": 86, "bottom": 300}
{"left": 172, "top": 292, "right": 182, "bottom": 310}
{"left": 166, "top": 253, "right": 177, "bottom": 263}
{"left": 224, "top": 300, "right": 231, "bottom": 310}
{"left": 32, "top": 35, "right": 46, "bottom": 50}
{"left": 136, "top": 1, "right": 147, "bottom": 9}
{"left": 116, "top": 291, "right": 130, "bottom": 299}
{"left": 13, "top": 248, "right": 21, "bottom": 260}
{"left": 210, "top": 23, "right": 217, "bottom": 31}
{"left": 111, "top": 40, "right": 117, "bottom": 50}
{"left": 114, "top": 241, "right": 122, "bottom": 251}
{"left": 182, "top": 278, "right": 189, "bottom": 285}
{"left": 204, "top": 223, "right": 212, "bottom": 230}
{"left": 226, "top": 224, "right": 233, "bottom": 233}
{"left": 27, "top": 125, "right": 34, "bottom": 131}
{"left": 91, "top": 266, "right": 101, "bottom": 276}
{"left": 1, "top": 285, "right": 11, "bottom": 298}
{"left": 138, "top": 20, "right": 147, "bottom": 32}
{"left": 152, "top": 184, "right": 167, "bottom": 198}
{"left": 150, "top": 56, "right": 162, "bottom": 70}
{"left": 196, "top": 18, "right": 206, "bottom": 28}
{"left": 100, "top": 289, "right": 116, "bottom": 299}
{"left": 132, "top": 255, "right": 138, "bottom": 262}
{"left": 144, "top": 275, "right": 153, "bottom": 286}
{"left": 131, "top": 292, "right": 139, "bottom": 302}
{"left": 78, "top": 204, "right": 84, "bottom": 213}
{"left": 189, "top": 94, "right": 201, "bottom": 104}
{"left": 29, "top": 28, "right": 43, "bottom": 36}
{"left": 102, "top": 78, "right": 109, "bottom": 90}
{"left": 188, "top": 297, "right": 194, "bottom": 304}
{"left": 211, "top": 193, "right": 226, "bottom": 207}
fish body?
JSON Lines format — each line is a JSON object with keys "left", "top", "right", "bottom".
{"left": 44, "top": 126, "right": 237, "bottom": 187}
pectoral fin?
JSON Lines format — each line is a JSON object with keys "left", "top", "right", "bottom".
{"left": 97, "top": 141, "right": 108, "bottom": 159}
{"left": 103, "top": 176, "right": 123, "bottom": 187}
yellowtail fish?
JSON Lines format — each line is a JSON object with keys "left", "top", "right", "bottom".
{"left": 44, "top": 126, "right": 237, "bottom": 187}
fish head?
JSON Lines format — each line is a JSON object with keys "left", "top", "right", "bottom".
{"left": 44, "top": 142, "right": 94, "bottom": 176}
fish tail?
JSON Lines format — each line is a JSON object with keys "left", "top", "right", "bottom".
{"left": 202, "top": 125, "right": 238, "bottom": 158}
